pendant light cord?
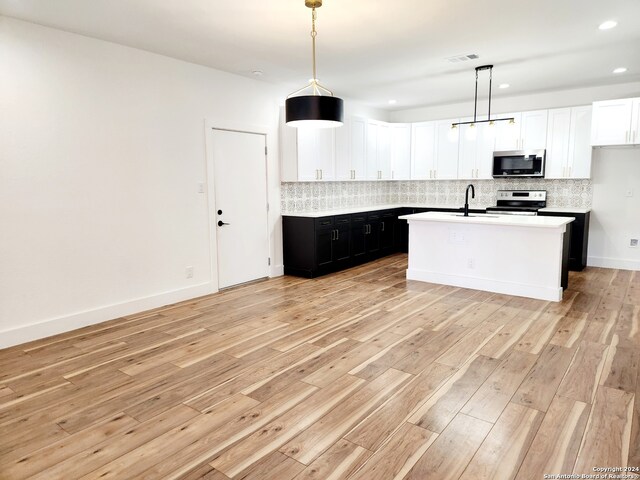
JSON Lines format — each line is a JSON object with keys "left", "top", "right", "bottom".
{"left": 311, "top": 7, "right": 318, "bottom": 94}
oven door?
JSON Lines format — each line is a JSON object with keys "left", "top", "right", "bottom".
{"left": 492, "top": 150, "right": 545, "bottom": 178}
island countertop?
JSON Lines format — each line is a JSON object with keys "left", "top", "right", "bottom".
{"left": 399, "top": 211, "right": 575, "bottom": 229}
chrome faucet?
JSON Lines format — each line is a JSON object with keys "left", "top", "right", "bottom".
{"left": 464, "top": 184, "right": 475, "bottom": 217}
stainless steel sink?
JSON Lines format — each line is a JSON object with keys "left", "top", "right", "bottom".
{"left": 450, "top": 214, "right": 500, "bottom": 218}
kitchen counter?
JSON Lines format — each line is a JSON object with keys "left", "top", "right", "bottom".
{"left": 399, "top": 211, "right": 575, "bottom": 228}
{"left": 282, "top": 204, "right": 493, "bottom": 218}
{"left": 283, "top": 205, "right": 589, "bottom": 218}
{"left": 401, "top": 212, "right": 574, "bottom": 302}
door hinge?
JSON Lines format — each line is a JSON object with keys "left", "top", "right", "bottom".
{"left": 268, "top": 257, "right": 271, "bottom": 266}
{"left": 265, "top": 146, "right": 268, "bottom": 155}
{"left": 267, "top": 202, "right": 270, "bottom": 212}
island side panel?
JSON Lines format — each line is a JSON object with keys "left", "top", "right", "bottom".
{"left": 405, "top": 220, "right": 567, "bottom": 301}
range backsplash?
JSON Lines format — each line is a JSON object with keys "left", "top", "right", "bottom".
{"left": 281, "top": 179, "right": 592, "bottom": 213}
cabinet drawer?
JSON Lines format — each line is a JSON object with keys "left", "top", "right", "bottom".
{"left": 367, "top": 212, "right": 382, "bottom": 220}
{"left": 351, "top": 214, "right": 367, "bottom": 225}
{"left": 315, "top": 217, "right": 334, "bottom": 229}
{"left": 334, "top": 214, "right": 351, "bottom": 226}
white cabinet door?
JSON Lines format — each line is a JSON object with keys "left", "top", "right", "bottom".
{"left": 316, "top": 128, "right": 335, "bottom": 181}
{"left": 390, "top": 124, "right": 411, "bottom": 180}
{"left": 296, "top": 128, "right": 321, "bottom": 181}
{"left": 335, "top": 117, "right": 352, "bottom": 181}
{"left": 434, "top": 119, "right": 459, "bottom": 179}
{"left": 377, "top": 123, "right": 391, "bottom": 179}
{"left": 297, "top": 128, "right": 335, "bottom": 181}
{"left": 567, "top": 106, "right": 593, "bottom": 178}
{"left": 411, "top": 122, "right": 436, "bottom": 180}
{"left": 457, "top": 120, "right": 476, "bottom": 180}
{"left": 494, "top": 112, "right": 521, "bottom": 151}
{"left": 351, "top": 117, "right": 366, "bottom": 180}
{"left": 476, "top": 122, "right": 496, "bottom": 179}
{"left": 591, "top": 98, "right": 634, "bottom": 146}
{"left": 365, "top": 120, "right": 379, "bottom": 180}
{"left": 520, "top": 110, "right": 548, "bottom": 150}
{"left": 545, "top": 108, "right": 571, "bottom": 179}
{"left": 458, "top": 121, "right": 496, "bottom": 179}
{"left": 631, "top": 98, "right": 640, "bottom": 145}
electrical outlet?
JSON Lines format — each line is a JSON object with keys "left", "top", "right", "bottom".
{"left": 467, "top": 258, "right": 475, "bottom": 269}
{"left": 197, "top": 183, "right": 205, "bottom": 194}
{"left": 625, "top": 188, "right": 633, "bottom": 198}
{"left": 185, "top": 266, "right": 194, "bottom": 278}
{"left": 630, "top": 239, "right": 639, "bottom": 248}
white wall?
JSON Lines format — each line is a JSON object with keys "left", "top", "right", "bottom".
{"left": 0, "top": 16, "right": 273, "bottom": 346}
{"left": 588, "top": 148, "right": 640, "bottom": 270}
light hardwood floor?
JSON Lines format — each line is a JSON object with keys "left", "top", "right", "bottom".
{"left": 0, "top": 254, "right": 638, "bottom": 479}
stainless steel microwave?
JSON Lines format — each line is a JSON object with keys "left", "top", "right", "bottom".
{"left": 492, "top": 150, "right": 546, "bottom": 178}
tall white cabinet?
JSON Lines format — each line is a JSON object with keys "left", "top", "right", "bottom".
{"left": 545, "top": 106, "right": 592, "bottom": 179}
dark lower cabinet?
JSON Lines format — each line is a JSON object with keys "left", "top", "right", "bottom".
{"left": 538, "top": 211, "right": 590, "bottom": 271}
{"left": 284, "top": 209, "right": 399, "bottom": 278}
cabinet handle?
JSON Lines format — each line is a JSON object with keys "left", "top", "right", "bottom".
{"left": 381, "top": 221, "right": 385, "bottom": 232}
{"left": 336, "top": 229, "right": 339, "bottom": 240}
{"left": 320, "top": 169, "right": 323, "bottom": 180}
{"left": 392, "top": 170, "right": 394, "bottom": 180}
{"left": 626, "top": 131, "right": 629, "bottom": 143}
{"left": 568, "top": 166, "right": 571, "bottom": 177}
{"left": 434, "top": 169, "right": 437, "bottom": 179}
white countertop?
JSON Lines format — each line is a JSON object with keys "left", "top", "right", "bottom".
{"left": 399, "top": 211, "right": 575, "bottom": 228}
{"left": 282, "top": 205, "right": 590, "bottom": 218}
{"left": 538, "top": 207, "right": 591, "bottom": 214}
{"left": 282, "top": 204, "right": 492, "bottom": 218}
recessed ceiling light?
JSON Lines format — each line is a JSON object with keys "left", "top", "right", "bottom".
{"left": 499, "top": 83, "right": 510, "bottom": 89}
{"left": 252, "top": 70, "right": 263, "bottom": 76}
{"left": 388, "top": 99, "right": 397, "bottom": 105}
{"left": 598, "top": 20, "right": 617, "bottom": 30}
{"left": 613, "top": 67, "right": 627, "bottom": 74}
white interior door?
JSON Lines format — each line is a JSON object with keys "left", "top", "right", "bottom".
{"left": 212, "top": 129, "right": 269, "bottom": 289}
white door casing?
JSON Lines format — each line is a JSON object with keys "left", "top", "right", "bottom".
{"left": 211, "top": 128, "right": 269, "bottom": 289}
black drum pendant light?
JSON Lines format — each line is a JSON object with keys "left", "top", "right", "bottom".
{"left": 285, "top": 0, "right": 344, "bottom": 128}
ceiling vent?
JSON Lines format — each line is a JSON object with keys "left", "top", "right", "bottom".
{"left": 446, "top": 54, "right": 479, "bottom": 63}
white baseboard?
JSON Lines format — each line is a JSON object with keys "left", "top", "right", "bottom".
{"left": 0, "top": 282, "right": 215, "bottom": 349}
{"left": 406, "top": 269, "right": 563, "bottom": 302}
{"left": 270, "top": 264, "right": 285, "bottom": 277}
{"left": 587, "top": 256, "right": 640, "bottom": 271}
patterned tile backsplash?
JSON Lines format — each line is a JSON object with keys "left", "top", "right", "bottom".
{"left": 281, "top": 179, "right": 593, "bottom": 213}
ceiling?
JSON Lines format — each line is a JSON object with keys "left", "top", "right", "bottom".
{"left": 1, "top": 0, "right": 639, "bottom": 110}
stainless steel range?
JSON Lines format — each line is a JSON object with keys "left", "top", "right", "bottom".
{"left": 485, "top": 190, "right": 547, "bottom": 216}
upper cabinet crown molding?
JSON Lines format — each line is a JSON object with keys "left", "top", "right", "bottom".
{"left": 591, "top": 97, "right": 640, "bottom": 146}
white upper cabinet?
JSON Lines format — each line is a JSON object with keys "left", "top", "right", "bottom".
{"left": 567, "top": 106, "right": 593, "bottom": 178}
{"left": 336, "top": 116, "right": 367, "bottom": 181}
{"left": 364, "top": 120, "right": 392, "bottom": 180}
{"left": 334, "top": 116, "right": 351, "bottom": 181}
{"left": 494, "top": 112, "right": 521, "bottom": 151}
{"left": 546, "top": 106, "right": 592, "bottom": 179}
{"left": 520, "top": 110, "right": 548, "bottom": 150}
{"left": 494, "top": 111, "right": 548, "bottom": 151}
{"left": 545, "top": 108, "right": 572, "bottom": 179}
{"left": 434, "top": 119, "right": 459, "bottom": 179}
{"left": 591, "top": 98, "right": 637, "bottom": 146}
{"left": 390, "top": 124, "right": 412, "bottom": 180}
{"left": 632, "top": 99, "right": 640, "bottom": 145}
{"left": 458, "top": 120, "right": 495, "bottom": 180}
{"left": 411, "top": 122, "right": 436, "bottom": 180}
{"left": 279, "top": 107, "right": 335, "bottom": 182}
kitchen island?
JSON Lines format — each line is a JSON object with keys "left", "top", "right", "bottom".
{"left": 399, "top": 212, "right": 575, "bottom": 301}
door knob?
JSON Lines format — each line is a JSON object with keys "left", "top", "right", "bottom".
{"left": 217, "top": 221, "right": 230, "bottom": 226}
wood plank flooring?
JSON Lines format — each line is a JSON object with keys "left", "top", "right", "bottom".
{"left": 0, "top": 254, "right": 639, "bottom": 479}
